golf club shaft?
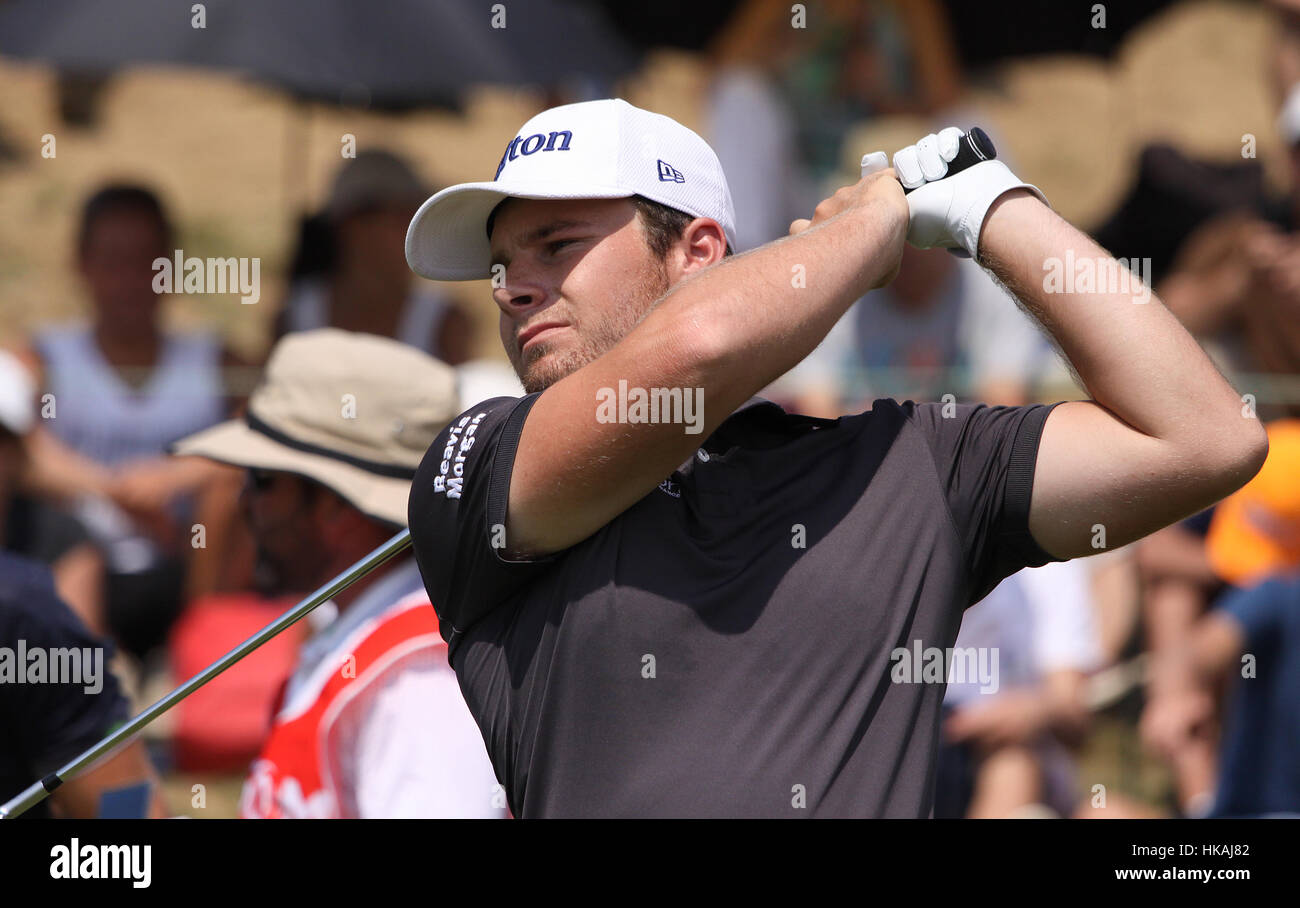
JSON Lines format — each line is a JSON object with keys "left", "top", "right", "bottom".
{"left": 0, "top": 528, "right": 413, "bottom": 819}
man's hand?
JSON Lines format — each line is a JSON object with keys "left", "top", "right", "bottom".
{"left": 108, "top": 458, "right": 188, "bottom": 515}
{"left": 787, "top": 164, "right": 908, "bottom": 235}
{"left": 1250, "top": 229, "right": 1300, "bottom": 300}
{"left": 891, "top": 127, "right": 1047, "bottom": 258}
{"left": 1140, "top": 687, "right": 1216, "bottom": 762}
{"left": 789, "top": 166, "right": 909, "bottom": 289}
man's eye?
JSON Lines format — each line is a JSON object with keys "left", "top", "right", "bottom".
{"left": 547, "top": 239, "right": 576, "bottom": 254}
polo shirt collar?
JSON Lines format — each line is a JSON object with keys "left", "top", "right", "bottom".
{"left": 671, "top": 395, "right": 784, "bottom": 474}
{"left": 730, "top": 395, "right": 781, "bottom": 419}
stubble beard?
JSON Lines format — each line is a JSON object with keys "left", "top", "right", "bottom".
{"left": 510, "top": 261, "right": 671, "bottom": 394}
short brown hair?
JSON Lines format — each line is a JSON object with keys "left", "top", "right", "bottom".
{"left": 78, "top": 184, "right": 173, "bottom": 258}
{"left": 632, "top": 195, "right": 733, "bottom": 260}
{"left": 485, "top": 195, "right": 734, "bottom": 260}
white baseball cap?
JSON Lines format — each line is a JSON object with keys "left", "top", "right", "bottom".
{"left": 406, "top": 98, "right": 738, "bottom": 281}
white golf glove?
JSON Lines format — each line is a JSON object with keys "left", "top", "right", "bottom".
{"left": 891, "top": 127, "right": 1048, "bottom": 260}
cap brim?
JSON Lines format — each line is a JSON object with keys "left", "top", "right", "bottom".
{"left": 405, "top": 180, "right": 629, "bottom": 281}
{"left": 172, "top": 420, "right": 411, "bottom": 527}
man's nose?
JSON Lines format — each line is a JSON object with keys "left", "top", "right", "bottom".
{"left": 491, "top": 263, "right": 550, "bottom": 314}
{"left": 238, "top": 475, "right": 262, "bottom": 524}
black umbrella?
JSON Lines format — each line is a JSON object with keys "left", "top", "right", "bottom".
{"left": 593, "top": 0, "right": 1181, "bottom": 64}
{"left": 938, "top": 0, "right": 1180, "bottom": 68}
{"left": 0, "top": 0, "right": 639, "bottom": 108}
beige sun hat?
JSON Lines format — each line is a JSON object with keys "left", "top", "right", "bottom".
{"left": 172, "top": 329, "right": 459, "bottom": 526}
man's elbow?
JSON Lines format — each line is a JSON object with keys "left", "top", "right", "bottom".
{"left": 1205, "top": 418, "right": 1269, "bottom": 497}
{"left": 1196, "top": 416, "right": 1268, "bottom": 502}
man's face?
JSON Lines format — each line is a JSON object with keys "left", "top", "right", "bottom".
{"left": 336, "top": 203, "right": 417, "bottom": 278}
{"left": 239, "top": 468, "right": 326, "bottom": 594}
{"left": 78, "top": 210, "right": 165, "bottom": 332}
{"left": 489, "top": 198, "right": 672, "bottom": 393}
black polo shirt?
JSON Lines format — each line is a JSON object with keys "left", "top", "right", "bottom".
{"left": 409, "top": 393, "right": 1062, "bottom": 817}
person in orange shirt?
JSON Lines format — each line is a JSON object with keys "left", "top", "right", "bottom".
{"left": 1206, "top": 420, "right": 1300, "bottom": 587}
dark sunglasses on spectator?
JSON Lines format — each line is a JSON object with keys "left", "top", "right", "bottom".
{"left": 246, "top": 468, "right": 278, "bottom": 492}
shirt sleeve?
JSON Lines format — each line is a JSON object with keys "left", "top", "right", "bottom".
{"left": 904, "top": 399, "right": 1066, "bottom": 605}
{"left": 1213, "top": 577, "right": 1288, "bottom": 646}
{"left": 407, "top": 395, "right": 559, "bottom": 647}
{"left": 1, "top": 564, "right": 129, "bottom": 777}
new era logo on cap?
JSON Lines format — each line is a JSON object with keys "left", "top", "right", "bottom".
{"left": 657, "top": 160, "right": 685, "bottom": 183}
{"left": 405, "top": 98, "right": 738, "bottom": 281}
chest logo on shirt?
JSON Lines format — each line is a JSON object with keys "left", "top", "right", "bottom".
{"left": 433, "top": 411, "right": 487, "bottom": 500}
{"left": 658, "top": 477, "right": 681, "bottom": 498}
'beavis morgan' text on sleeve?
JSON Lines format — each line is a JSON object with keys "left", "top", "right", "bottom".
{"left": 407, "top": 394, "right": 557, "bottom": 648}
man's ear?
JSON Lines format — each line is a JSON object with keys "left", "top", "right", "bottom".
{"left": 668, "top": 218, "right": 728, "bottom": 282}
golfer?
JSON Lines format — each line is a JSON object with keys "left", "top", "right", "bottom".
{"left": 404, "top": 98, "right": 1268, "bottom": 817}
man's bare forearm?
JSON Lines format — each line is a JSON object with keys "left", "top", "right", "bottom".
{"left": 24, "top": 427, "right": 114, "bottom": 502}
{"left": 978, "top": 191, "right": 1262, "bottom": 466}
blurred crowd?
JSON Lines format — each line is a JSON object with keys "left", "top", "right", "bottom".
{"left": 1, "top": 0, "right": 1298, "bottom": 818}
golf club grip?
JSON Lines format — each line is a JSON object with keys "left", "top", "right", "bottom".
{"left": 902, "top": 127, "right": 996, "bottom": 194}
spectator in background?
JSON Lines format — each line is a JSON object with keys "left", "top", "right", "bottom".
{"left": 703, "top": 0, "right": 962, "bottom": 251}
{"left": 1159, "top": 570, "right": 1300, "bottom": 818}
{"left": 0, "top": 351, "right": 103, "bottom": 633}
{"left": 769, "top": 246, "right": 1053, "bottom": 416}
{"left": 0, "top": 550, "right": 167, "bottom": 818}
{"left": 935, "top": 559, "right": 1103, "bottom": 818}
{"left": 1141, "top": 420, "right": 1300, "bottom": 815}
{"left": 782, "top": 0, "right": 961, "bottom": 181}
{"left": 703, "top": 0, "right": 811, "bottom": 252}
{"left": 1131, "top": 21, "right": 1300, "bottom": 804}
{"left": 1269, "top": 0, "right": 1300, "bottom": 111}
{"left": 1155, "top": 55, "right": 1300, "bottom": 419}
{"left": 1134, "top": 510, "right": 1226, "bottom": 816}
{"left": 19, "top": 184, "right": 245, "bottom": 663}
{"left": 172, "top": 330, "right": 504, "bottom": 819}
{"left": 277, "top": 150, "right": 472, "bottom": 365}
{"left": 1205, "top": 420, "right": 1300, "bottom": 588}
